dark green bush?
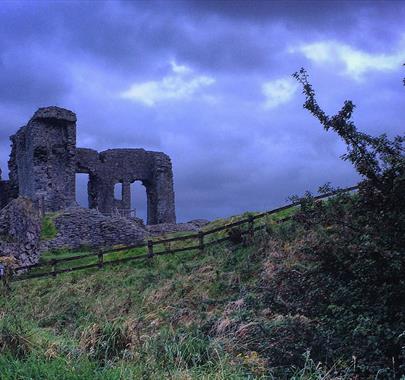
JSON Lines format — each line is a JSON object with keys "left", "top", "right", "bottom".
{"left": 270, "top": 68, "right": 405, "bottom": 377}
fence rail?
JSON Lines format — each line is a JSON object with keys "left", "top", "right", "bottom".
{"left": 4, "top": 185, "right": 358, "bottom": 286}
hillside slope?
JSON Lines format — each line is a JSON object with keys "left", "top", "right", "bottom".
{"left": 1, "top": 190, "right": 404, "bottom": 379}
{"left": 0, "top": 206, "right": 338, "bottom": 379}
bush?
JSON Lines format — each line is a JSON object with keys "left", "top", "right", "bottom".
{"left": 270, "top": 69, "right": 405, "bottom": 377}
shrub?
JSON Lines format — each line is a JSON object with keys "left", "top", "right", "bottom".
{"left": 276, "top": 69, "right": 405, "bottom": 377}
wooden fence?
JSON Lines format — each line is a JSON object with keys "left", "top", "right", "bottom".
{"left": 3, "top": 186, "right": 358, "bottom": 286}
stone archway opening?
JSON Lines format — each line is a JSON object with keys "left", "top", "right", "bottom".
{"left": 75, "top": 173, "right": 89, "bottom": 208}
{"left": 114, "top": 182, "right": 123, "bottom": 200}
{"left": 131, "top": 181, "right": 147, "bottom": 223}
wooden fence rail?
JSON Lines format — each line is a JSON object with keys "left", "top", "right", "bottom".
{"left": 6, "top": 185, "right": 358, "bottom": 284}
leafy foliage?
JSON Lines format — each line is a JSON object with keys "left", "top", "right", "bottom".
{"left": 285, "top": 68, "right": 405, "bottom": 377}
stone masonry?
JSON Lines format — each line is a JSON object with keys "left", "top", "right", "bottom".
{"left": 0, "top": 106, "right": 176, "bottom": 225}
{"left": 40, "top": 207, "right": 147, "bottom": 253}
{"left": 9, "top": 107, "right": 77, "bottom": 211}
{"left": 76, "top": 148, "right": 176, "bottom": 225}
{"left": 0, "top": 197, "right": 42, "bottom": 267}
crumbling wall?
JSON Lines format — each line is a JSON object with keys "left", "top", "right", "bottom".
{"left": 0, "top": 197, "right": 42, "bottom": 267}
{"left": 76, "top": 148, "right": 176, "bottom": 225}
{"left": 40, "top": 207, "right": 147, "bottom": 252}
{"left": 9, "top": 107, "right": 77, "bottom": 212}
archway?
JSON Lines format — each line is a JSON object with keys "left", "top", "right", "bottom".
{"left": 75, "top": 173, "right": 89, "bottom": 208}
{"left": 114, "top": 182, "right": 122, "bottom": 200}
{"left": 131, "top": 181, "right": 147, "bottom": 223}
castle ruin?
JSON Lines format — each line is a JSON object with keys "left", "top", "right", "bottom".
{"left": 0, "top": 106, "right": 176, "bottom": 225}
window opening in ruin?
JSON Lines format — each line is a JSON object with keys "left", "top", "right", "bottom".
{"left": 75, "top": 173, "right": 89, "bottom": 208}
{"left": 131, "top": 181, "right": 147, "bottom": 223}
{"left": 114, "top": 182, "right": 123, "bottom": 200}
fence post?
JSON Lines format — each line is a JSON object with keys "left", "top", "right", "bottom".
{"left": 248, "top": 216, "right": 254, "bottom": 240}
{"left": 147, "top": 240, "right": 154, "bottom": 259}
{"left": 198, "top": 231, "right": 204, "bottom": 254}
{"left": 51, "top": 259, "right": 57, "bottom": 277}
{"left": 97, "top": 251, "right": 104, "bottom": 269}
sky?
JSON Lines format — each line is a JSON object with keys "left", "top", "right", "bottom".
{"left": 0, "top": 0, "right": 404, "bottom": 223}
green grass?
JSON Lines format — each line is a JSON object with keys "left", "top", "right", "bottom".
{"left": 2, "top": 228, "right": 356, "bottom": 379}
{"left": 40, "top": 213, "right": 59, "bottom": 240}
{"left": 1, "top": 202, "right": 367, "bottom": 379}
{"left": 1, "top": 241, "right": 261, "bottom": 379}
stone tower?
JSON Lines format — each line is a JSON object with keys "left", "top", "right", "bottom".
{"left": 9, "top": 107, "right": 77, "bottom": 212}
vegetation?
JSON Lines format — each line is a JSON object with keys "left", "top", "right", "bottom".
{"left": 0, "top": 69, "right": 404, "bottom": 379}
{"left": 40, "top": 214, "right": 58, "bottom": 240}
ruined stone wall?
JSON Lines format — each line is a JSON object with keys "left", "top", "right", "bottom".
{"left": 76, "top": 148, "right": 176, "bottom": 224}
{"left": 40, "top": 207, "right": 147, "bottom": 252}
{"left": 0, "top": 197, "right": 42, "bottom": 267}
{"left": 150, "top": 152, "right": 176, "bottom": 225}
{"left": 39, "top": 207, "right": 207, "bottom": 253}
{"left": 9, "top": 107, "right": 77, "bottom": 212}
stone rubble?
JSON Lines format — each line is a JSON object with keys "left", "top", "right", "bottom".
{"left": 40, "top": 207, "right": 147, "bottom": 252}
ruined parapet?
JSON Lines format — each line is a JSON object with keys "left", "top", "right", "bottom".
{"left": 9, "top": 107, "right": 77, "bottom": 212}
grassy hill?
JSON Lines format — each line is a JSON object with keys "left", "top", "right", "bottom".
{"left": 0, "top": 206, "right": 331, "bottom": 380}
{"left": 1, "top": 190, "right": 404, "bottom": 380}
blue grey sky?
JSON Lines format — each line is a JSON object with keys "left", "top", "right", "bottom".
{"left": 0, "top": 0, "right": 404, "bottom": 222}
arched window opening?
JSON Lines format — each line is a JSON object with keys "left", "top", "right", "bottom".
{"left": 75, "top": 173, "right": 89, "bottom": 208}
{"left": 131, "top": 181, "right": 147, "bottom": 223}
{"left": 114, "top": 182, "right": 122, "bottom": 200}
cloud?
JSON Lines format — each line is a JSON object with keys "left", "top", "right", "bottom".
{"left": 293, "top": 40, "right": 405, "bottom": 80}
{"left": 120, "top": 61, "right": 215, "bottom": 106}
{"left": 170, "top": 60, "right": 192, "bottom": 74}
{"left": 262, "top": 77, "right": 298, "bottom": 109}
{"left": 0, "top": 1, "right": 404, "bottom": 222}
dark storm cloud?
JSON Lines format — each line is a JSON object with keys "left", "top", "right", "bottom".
{"left": 172, "top": 0, "right": 359, "bottom": 24}
{"left": 0, "top": 0, "right": 404, "bottom": 222}
{"left": 173, "top": 0, "right": 404, "bottom": 34}
{"left": 0, "top": 49, "right": 70, "bottom": 106}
